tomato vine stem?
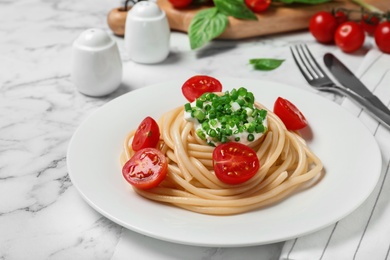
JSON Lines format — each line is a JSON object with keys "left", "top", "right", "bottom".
{"left": 351, "top": 0, "right": 383, "bottom": 14}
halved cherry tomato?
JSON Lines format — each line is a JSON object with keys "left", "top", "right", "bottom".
{"left": 273, "top": 97, "right": 308, "bottom": 130}
{"left": 132, "top": 117, "right": 160, "bottom": 152}
{"left": 181, "top": 75, "right": 223, "bottom": 102}
{"left": 213, "top": 142, "right": 260, "bottom": 185}
{"left": 245, "top": 0, "right": 271, "bottom": 13}
{"left": 122, "top": 148, "right": 168, "bottom": 190}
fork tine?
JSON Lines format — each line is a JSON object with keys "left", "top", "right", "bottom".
{"left": 300, "top": 44, "right": 327, "bottom": 79}
{"left": 290, "top": 45, "right": 313, "bottom": 82}
{"left": 290, "top": 44, "right": 327, "bottom": 83}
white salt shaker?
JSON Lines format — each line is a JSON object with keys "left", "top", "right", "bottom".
{"left": 124, "top": 1, "right": 170, "bottom": 64}
{"left": 71, "top": 28, "right": 122, "bottom": 97}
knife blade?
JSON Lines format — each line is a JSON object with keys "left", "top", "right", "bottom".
{"left": 324, "top": 53, "right": 390, "bottom": 115}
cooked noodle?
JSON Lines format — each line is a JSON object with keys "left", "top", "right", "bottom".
{"left": 120, "top": 101, "right": 323, "bottom": 215}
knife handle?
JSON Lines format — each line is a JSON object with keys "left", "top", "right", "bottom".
{"left": 323, "top": 85, "right": 390, "bottom": 130}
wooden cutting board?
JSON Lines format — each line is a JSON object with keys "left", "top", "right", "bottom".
{"left": 157, "top": 0, "right": 387, "bottom": 39}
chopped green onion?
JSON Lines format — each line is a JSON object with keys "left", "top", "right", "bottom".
{"left": 221, "top": 135, "right": 228, "bottom": 143}
{"left": 196, "top": 129, "right": 206, "bottom": 140}
{"left": 245, "top": 92, "right": 254, "bottom": 104}
{"left": 196, "top": 99, "right": 204, "bottom": 108}
{"left": 238, "top": 87, "right": 247, "bottom": 96}
{"left": 225, "top": 128, "right": 233, "bottom": 136}
{"left": 245, "top": 107, "right": 253, "bottom": 116}
{"left": 230, "top": 89, "right": 238, "bottom": 100}
{"left": 209, "top": 111, "right": 216, "bottom": 119}
{"left": 206, "top": 141, "right": 216, "bottom": 147}
{"left": 260, "top": 109, "right": 267, "bottom": 118}
{"left": 247, "top": 124, "right": 255, "bottom": 133}
{"left": 255, "top": 124, "right": 265, "bottom": 133}
{"left": 208, "top": 129, "right": 217, "bottom": 137}
{"left": 198, "top": 94, "right": 207, "bottom": 101}
{"left": 185, "top": 87, "right": 268, "bottom": 145}
{"left": 184, "top": 103, "right": 192, "bottom": 112}
{"left": 193, "top": 110, "right": 205, "bottom": 121}
{"left": 202, "top": 121, "right": 210, "bottom": 131}
{"left": 236, "top": 98, "right": 245, "bottom": 106}
{"left": 231, "top": 102, "right": 240, "bottom": 112}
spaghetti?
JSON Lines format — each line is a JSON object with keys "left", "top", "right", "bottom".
{"left": 120, "top": 94, "right": 323, "bottom": 215}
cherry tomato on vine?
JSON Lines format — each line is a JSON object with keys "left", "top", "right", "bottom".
{"left": 132, "top": 116, "right": 160, "bottom": 152}
{"left": 181, "top": 75, "right": 223, "bottom": 102}
{"left": 375, "top": 21, "right": 390, "bottom": 54}
{"left": 213, "top": 142, "right": 260, "bottom": 185}
{"left": 245, "top": 0, "right": 271, "bottom": 13}
{"left": 309, "top": 11, "right": 338, "bottom": 43}
{"left": 334, "top": 10, "right": 348, "bottom": 25}
{"left": 335, "top": 21, "right": 365, "bottom": 53}
{"left": 273, "top": 97, "right": 307, "bottom": 130}
{"left": 122, "top": 148, "right": 168, "bottom": 190}
{"left": 168, "top": 0, "right": 192, "bottom": 8}
{"left": 360, "top": 14, "right": 380, "bottom": 35}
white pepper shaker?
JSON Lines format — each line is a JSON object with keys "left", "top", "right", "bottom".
{"left": 71, "top": 28, "right": 122, "bottom": 97}
{"left": 124, "top": 1, "right": 170, "bottom": 64}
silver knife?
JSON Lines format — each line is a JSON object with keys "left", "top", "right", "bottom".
{"left": 327, "top": 86, "right": 390, "bottom": 130}
{"left": 324, "top": 53, "right": 390, "bottom": 115}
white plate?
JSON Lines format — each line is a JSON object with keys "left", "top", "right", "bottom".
{"left": 67, "top": 78, "right": 382, "bottom": 247}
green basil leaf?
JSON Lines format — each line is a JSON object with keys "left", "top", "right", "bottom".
{"left": 189, "top": 8, "right": 229, "bottom": 50}
{"left": 213, "top": 0, "right": 257, "bottom": 20}
{"left": 273, "top": 0, "right": 330, "bottom": 4}
{"left": 249, "top": 59, "right": 285, "bottom": 71}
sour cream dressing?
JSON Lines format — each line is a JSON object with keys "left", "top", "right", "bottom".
{"left": 184, "top": 99, "right": 268, "bottom": 146}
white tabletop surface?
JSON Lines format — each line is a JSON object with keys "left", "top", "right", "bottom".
{"left": 0, "top": 0, "right": 384, "bottom": 259}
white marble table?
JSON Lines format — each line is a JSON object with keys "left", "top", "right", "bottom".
{"left": 0, "top": 0, "right": 380, "bottom": 259}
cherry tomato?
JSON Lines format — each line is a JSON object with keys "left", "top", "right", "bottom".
{"left": 168, "top": 0, "right": 192, "bottom": 8}
{"left": 213, "top": 142, "right": 260, "bottom": 185}
{"left": 273, "top": 97, "right": 307, "bottom": 130}
{"left": 360, "top": 14, "right": 380, "bottom": 35}
{"left": 334, "top": 10, "right": 348, "bottom": 25}
{"left": 132, "top": 117, "right": 160, "bottom": 152}
{"left": 245, "top": 0, "right": 271, "bottom": 13}
{"left": 181, "top": 75, "right": 223, "bottom": 102}
{"left": 375, "top": 21, "right": 390, "bottom": 54}
{"left": 335, "top": 21, "right": 365, "bottom": 53}
{"left": 309, "top": 11, "right": 338, "bottom": 43}
{"left": 122, "top": 148, "right": 168, "bottom": 190}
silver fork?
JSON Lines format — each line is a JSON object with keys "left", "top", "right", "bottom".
{"left": 290, "top": 44, "right": 390, "bottom": 130}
